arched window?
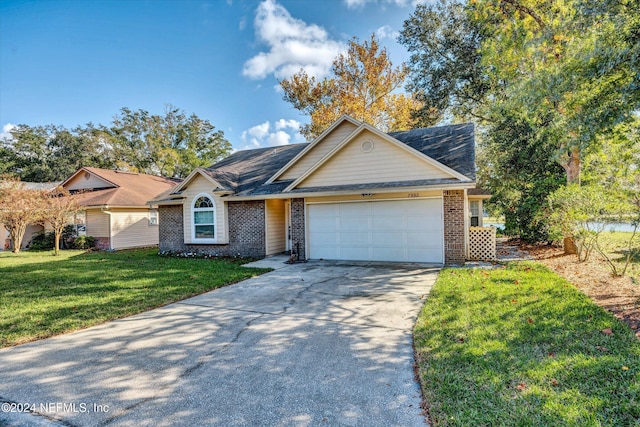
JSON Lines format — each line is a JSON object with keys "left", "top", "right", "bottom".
{"left": 192, "top": 194, "right": 216, "bottom": 241}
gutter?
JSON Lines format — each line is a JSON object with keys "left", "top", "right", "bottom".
{"left": 224, "top": 182, "right": 477, "bottom": 201}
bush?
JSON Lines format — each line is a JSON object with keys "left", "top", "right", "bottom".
{"left": 28, "top": 231, "right": 55, "bottom": 250}
{"left": 72, "top": 235, "right": 96, "bottom": 249}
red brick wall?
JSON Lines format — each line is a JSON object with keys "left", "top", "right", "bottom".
{"left": 443, "top": 190, "right": 465, "bottom": 264}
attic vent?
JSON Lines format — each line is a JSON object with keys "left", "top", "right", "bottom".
{"left": 84, "top": 172, "right": 91, "bottom": 180}
{"left": 361, "top": 139, "right": 374, "bottom": 153}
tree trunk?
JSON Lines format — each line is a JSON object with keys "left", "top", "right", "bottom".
{"left": 10, "top": 227, "right": 24, "bottom": 254}
{"left": 54, "top": 231, "right": 60, "bottom": 256}
{"left": 561, "top": 147, "right": 581, "bottom": 254}
{"left": 563, "top": 147, "right": 581, "bottom": 185}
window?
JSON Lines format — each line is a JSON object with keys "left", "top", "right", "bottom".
{"left": 149, "top": 209, "right": 158, "bottom": 226}
{"left": 193, "top": 195, "right": 216, "bottom": 241}
{"left": 470, "top": 200, "right": 480, "bottom": 227}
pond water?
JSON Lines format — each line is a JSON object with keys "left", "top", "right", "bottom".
{"left": 481, "top": 221, "right": 636, "bottom": 233}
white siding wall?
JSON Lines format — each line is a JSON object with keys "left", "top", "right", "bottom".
{"left": 65, "top": 172, "right": 113, "bottom": 191}
{"left": 86, "top": 209, "right": 110, "bottom": 237}
{"left": 280, "top": 121, "right": 358, "bottom": 180}
{"left": 110, "top": 209, "right": 158, "bottom": 249}
{"left": 299, "top": 131, "right": 453, "bottom": 188}
{"left": 182, "top": 174, "right": 227, "bottom": 244}
{"left": 265, "top": 199, "right": 286, "bottom": 255}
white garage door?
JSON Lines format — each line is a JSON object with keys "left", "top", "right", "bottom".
{"left": 308, "top": 198, "right": 444, "bottom": 263}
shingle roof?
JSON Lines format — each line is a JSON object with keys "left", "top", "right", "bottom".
{"left": 160, "top": 122, "right": 475, "bottom": 199}
{"left": 389, "top": 123, "right": 475, "bottom": 180}
{"left": 67, "top": 167, "right": 180, "bottom": 207}
{"left": 201, "top": 144, "right": 309, "bottom": 196}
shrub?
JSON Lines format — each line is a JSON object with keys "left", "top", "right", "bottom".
{"left": 72, "top": 235, "right": 96, "bottom": 249}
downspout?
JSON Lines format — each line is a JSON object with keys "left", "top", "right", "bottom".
{"left": 101, "top": 207, "right": 113, "bottom": 250}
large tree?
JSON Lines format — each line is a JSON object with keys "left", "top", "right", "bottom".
{"left": 0, "top": 106, "right": 230, "bottom": 181}
{"left": 280, "top": 34, "right": 420, "bottom": 139}
{"left": 401, "top": 0, "right": 639, "bottom": 184}
{"left": 400, "top": 0, "right": 639, "bottom": 241}
{"left": 105, "top": 106, "right": 231, "bottom": 178}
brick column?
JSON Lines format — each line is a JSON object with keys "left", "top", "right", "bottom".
{"left": 443, "top": 190, "right": 465, "bottom": 264}
{"left": 290, "top": 198, "right": 306, "bottom": 260}
{"left": 159, "top": 205, "right": 186, "bottom": 252}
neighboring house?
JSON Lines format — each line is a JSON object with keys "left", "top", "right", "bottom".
{"left": 152, "top": 115, "right": 490, "bottom": 264}
{"left": 62, "top": 167, "right": 179, "bottom": 250}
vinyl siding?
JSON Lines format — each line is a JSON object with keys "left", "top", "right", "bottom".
{"left": 65, "top": 172, "right": 114, "bottom": 191}
{"left": 110, "top": 208, "right": 158, "bottom": 249}
{"left": 279, "top": 121, "right": 358, "bottom": 181}
{"left": 182, "top": 174, "right": 227, "bottom": 244}
{"left": 298, "top": 130, "right": 454, "bottom": 188}
{"left": 86, "top": 209, "right": 110, "bottom": 237}
{"left": 265, "top": 199, "right": 286, "bottom": 255}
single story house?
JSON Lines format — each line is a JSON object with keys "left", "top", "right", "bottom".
{"left": 62, "top": 167, "right": 179, "bottom": 250}
{"left": 151, "top": 115, "right": 490, "bottom": 264}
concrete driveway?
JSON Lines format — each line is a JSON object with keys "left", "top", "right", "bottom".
{"left": 0, "top": 259, "right": 438, "bottom": 427}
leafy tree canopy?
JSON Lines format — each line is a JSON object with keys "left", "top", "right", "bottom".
{"left": 280, "top": 34, "right": 420, "bottom": 139}
{"left": 0, "top": 106, "right": 231, "bottom": 181}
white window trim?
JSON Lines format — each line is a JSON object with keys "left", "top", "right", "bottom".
{"left": 191, "top": 193, "right": 217, "bottom": 244}
{"left": 149, "top": 209, "right": 158, "bottom": 226}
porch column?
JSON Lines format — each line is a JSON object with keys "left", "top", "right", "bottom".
{"left": 290, "top": 198, "right": 306, "bottom": 260}
{"left": 443, "top": 190, "right": 465, "bottom": 264}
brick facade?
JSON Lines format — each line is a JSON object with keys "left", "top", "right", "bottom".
{"left": 158, "top": 200, "right": 266, "bottom": 258}
{"left": 443, "top": 190, "right": 466, "bottom": 264}
{"left": 289, "top": 198, "right": 306, "bottom": 260}
{"left": 93, "top": 237, "right": 110, "bottom": 250}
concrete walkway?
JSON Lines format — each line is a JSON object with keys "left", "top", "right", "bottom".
{"left": 0, "top": 260, "right": 438, "bottom": 427}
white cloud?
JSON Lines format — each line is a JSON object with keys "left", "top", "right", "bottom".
{"left": 267, "top": 130, "right": 291, "bottom": 146}
{"left": 343, "top": 0, "right": 429, "bottom": 9}
{"left": 274, "top": 118, "right": 300, "bottom": 131}
{"left": 0, "top": 123, "right": 16, "bottom": 141}
{"left": 376, "top": 25, "right": 399, "bottom": 40}
{"left": 240, "top": 118, "right": 304, "bottom": 149}
{"left": 243, "top": 0, "right": 344, "bottom": 80}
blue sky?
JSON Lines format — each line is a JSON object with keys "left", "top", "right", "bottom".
{"left": 0, "top": 0, "right": 425, "bottom": 151}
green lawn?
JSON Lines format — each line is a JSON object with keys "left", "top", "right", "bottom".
{"left": 415, "top": 262, "right": 640, "bottom": 427}
{"left": 0, "top": 249, "right": 271, "bottom": 348}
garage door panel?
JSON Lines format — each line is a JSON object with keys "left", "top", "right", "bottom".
{"left": 406, "top": 216, "right": 437, "bottom": 231}
{"left": 310, "top": 232, "right": 337, "bottom": 245}
{"left": 311, "top": 204, "right": 339, "bottom": 216}
{"left": 371, "top": 217, "right": 406, "bottom": 231}
{"left": 339, "top": 217, "right": 369, "bottom": 231}
{"left": 308, "top": 199, "right": 444, "bottom": 263}
{"left": 339, "top": 232, "right": 369, "bottom": 245}
{"left": 407, "top": 231, "right": 441, "bottom": 246}
{"left": 370, "top": 201, "right": 401, "bottom": 215}
{"left": 371, "top": 232, "right": 404, "bottom": 246}
{"left": 339, "top": 203, "right": 368, "bottom": 216}
{"left": 313, "top": 246, "right": 338, "bottom": 260}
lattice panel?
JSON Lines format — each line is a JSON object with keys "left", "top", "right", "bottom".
{"left": 468, "top": 226, "right": 496, "bottom": 261}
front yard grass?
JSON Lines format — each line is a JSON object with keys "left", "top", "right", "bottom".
{"left": 415, "top": 262, "right": 640, "bottom": 427}
{"left": 0, "top": 249, "right": 271, "bottom": 348}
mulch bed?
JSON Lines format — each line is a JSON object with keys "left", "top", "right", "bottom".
{"left": 514, "top": 240, "right": 640, "bottom": 339}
